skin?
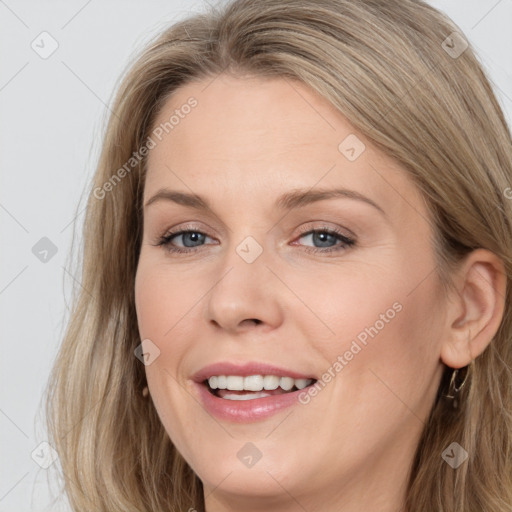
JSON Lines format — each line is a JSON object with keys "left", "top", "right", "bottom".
{"left": 134, "top": 74, "right": 506, "bottom": 512}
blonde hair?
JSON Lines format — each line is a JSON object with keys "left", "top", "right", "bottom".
{"left": 45, "top": 0, "right": 512, "bottom": 510}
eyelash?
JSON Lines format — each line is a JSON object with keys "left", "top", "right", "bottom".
{"left": 153, "top": 224, "right": 356, "bottom": 255}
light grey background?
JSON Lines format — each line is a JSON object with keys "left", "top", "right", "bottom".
{"left": 1, "top": 1, "right": 511, "bottom": 510}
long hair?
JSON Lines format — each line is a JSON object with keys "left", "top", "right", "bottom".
{"left": 44, "top": 0, "right": 512, "bottom": 510}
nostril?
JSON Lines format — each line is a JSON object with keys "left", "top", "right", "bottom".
{"left": 239, "top": 319, "right": 262, "bottom": 327}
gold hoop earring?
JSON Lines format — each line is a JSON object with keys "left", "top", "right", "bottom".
{"left": 444, "top": 361, "right": 472, "bottom": 409}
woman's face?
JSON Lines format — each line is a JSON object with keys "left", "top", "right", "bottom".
{"left": 135, "top": 74, "right": 448, "bottom": 510}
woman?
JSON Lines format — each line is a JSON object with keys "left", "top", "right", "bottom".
{"left": 45, "top": 0, "right": 512, "bottom": 510}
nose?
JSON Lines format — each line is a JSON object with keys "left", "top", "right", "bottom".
{"left": 204, "top": 252, "right": 284, "bottom": 335}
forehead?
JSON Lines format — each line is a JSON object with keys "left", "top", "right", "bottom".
{"left": 147, "top": 74, "right": 350, "bottom": 165}
{"left": 143, "top": 74, "right": 427, "bottom": 223}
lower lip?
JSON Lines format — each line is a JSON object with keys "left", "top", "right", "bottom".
{"left": 194, "top": 382, "right": 308, "bottom": 423}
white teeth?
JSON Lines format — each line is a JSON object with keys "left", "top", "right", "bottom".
{"left": 226, "top": 376, "right": 244, "bottom": 390}
{"left": 207, "top": 374, "right": 314, "bottom": 391}
{"left": 217, "top": 376, "right": 227, "bottom": 389}
{"left": 294, "top": 378, "right": 310, "bottom": 390}
{"left": 221, "top": 391, "right": 271, "bottom": 401}
{"left": 263, "top": 375, "right": 280, "bottom": 390}
{"left": 279, "top": 376, "right": 295, "bottom": 391}
{"left": 244, "top": 375, "right": 264, "bottom": 391}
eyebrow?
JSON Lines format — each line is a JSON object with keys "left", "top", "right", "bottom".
{"left": 144, "top": 187, "right": 386, "bottom": 217}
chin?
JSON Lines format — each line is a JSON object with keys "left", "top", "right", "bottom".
{"left": 187, "top": 441, "right": 301, "bottom": 496}
{"left": 198, "top": 465, "right": 302, "bottom": 506}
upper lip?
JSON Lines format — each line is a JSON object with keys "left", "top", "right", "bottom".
{"left": 191, "top": 361, "right": 317, "bottom": 383}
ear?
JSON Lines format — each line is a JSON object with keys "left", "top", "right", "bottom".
{"left": 440, "top": 248, "right": 507, "bottom": 369}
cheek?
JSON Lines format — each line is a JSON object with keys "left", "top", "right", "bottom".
{"left": 134, "top": 259, "right": 180, "bottom": 338}
{"left": 338, "top": 274, "right": 443, "bottom": 420}
{"left": 134, "top": 259, "right": 200, "bottom": 382}
{"left": 289, "top": 262, "right": 405, "bottom": 354}
{"left": 134, "top": 262, "right": 198, "bottom": 455}
{"left": 134, "top": 262, "right": 186, "bottom": 384}
{"left": 309, "top": 257, "right": 442, "bottom": 394}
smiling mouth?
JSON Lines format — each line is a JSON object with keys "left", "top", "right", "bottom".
{"left": 203, "top": 375, "right": 318, "bottom": 401}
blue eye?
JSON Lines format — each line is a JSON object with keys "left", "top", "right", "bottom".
{"left": 158, "top": 230, "right": 211, "bottom": 253}
{"left": 294, "top": 228, "right": 355, "bottom": 253}
{"left": 154, "top": 226, "right": 356, "bottom": 255}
